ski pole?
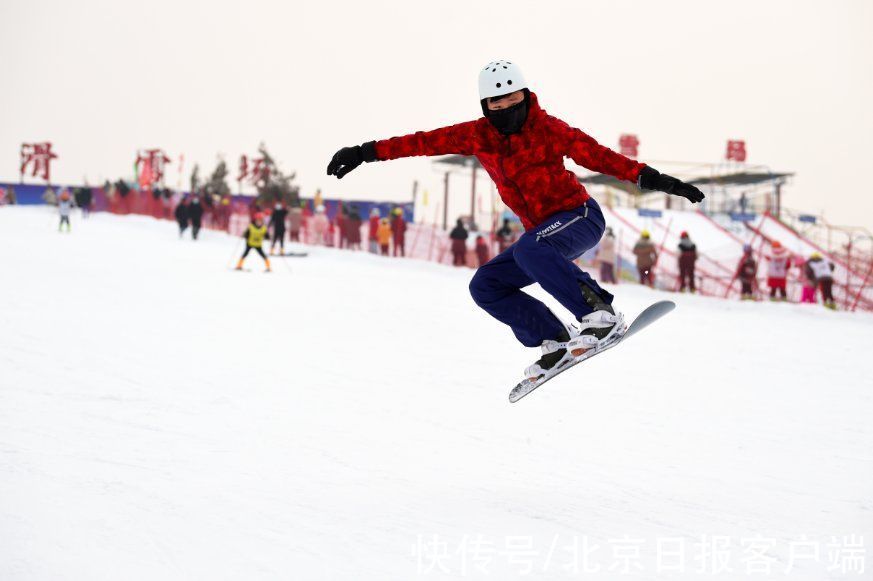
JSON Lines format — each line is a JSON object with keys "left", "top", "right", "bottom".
{"left": 227, "top": 237, "right": 244, "bottom": 269}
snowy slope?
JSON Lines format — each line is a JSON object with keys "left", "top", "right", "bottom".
{"left": 1, "top": 207, "right": 872, "bottom": 580}
{"left": 610, "top": 207, "right": 743, "bottom": 262}
{"left": 602, "top": 206, "right": 742, "bottom": 295}
{"left": 608, "top": 206, "right": 744, "bottom": 270}
{"left": 751, "top": 214, "right": 823, "bottom": 260}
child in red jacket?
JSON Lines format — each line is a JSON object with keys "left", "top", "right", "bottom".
{"left": 475, "top": 235, "right": 491, "bottom": 267}
{"left": 327, "top": 61, "right": 704, "bottom": 382}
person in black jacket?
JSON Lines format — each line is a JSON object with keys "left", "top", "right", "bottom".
{"left": 736, "top": 244, "right": 758, "bottom": 300}
{"left": 174, "top": 197, "right": 190, "bottom": 238}
{"left": 677, "top": 231, "right": 698, "bottom": 292}
{"left": 269, "top": 202, "right": 288, "bottom": 255}
{"left": 450, "top": 218, "right": 469, "bottom": 266}
{"left": 496, "top": 218, "right": 515, "bottom": 253}
{"left": 188, "top": 196, "right": 204, "bottom": 240}
{"left": 74, "top": 187, "right": 93, "bottom": 218}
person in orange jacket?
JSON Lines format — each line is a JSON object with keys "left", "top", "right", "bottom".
{"left": 376, "top": 218, "right": 393, "bottom": 255}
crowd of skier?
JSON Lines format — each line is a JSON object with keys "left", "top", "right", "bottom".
{"left": 732, "top": 240, "right": 837, "bottom": 309}
{"left": 449, "top": 218, "right": 839, "bottom": 308}
{"left": 40, "top": 182, "right": 840, "bottom": 308}
{"left": 172, "top": 196, "right": 411, "bottom": 271}
{"left": 622, "top": 229, "right": 838, "bottom": 308}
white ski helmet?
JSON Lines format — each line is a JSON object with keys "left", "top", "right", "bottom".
{"left": 478, "top": 60, "right": 528, "bottom": 100}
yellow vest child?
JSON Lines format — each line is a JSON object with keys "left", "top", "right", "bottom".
{"left": 236, "top": 213, "right": 271, "bottom": 272}
{"left": 246, "top": 223, "right": 268, "bottom": 248}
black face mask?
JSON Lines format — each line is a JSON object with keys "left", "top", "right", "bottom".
{"left": 483, "top": 93, "right": 529, "bottom": 135}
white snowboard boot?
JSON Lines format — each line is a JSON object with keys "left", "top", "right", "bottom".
{"left": 523, "top": 285, "right": 627, "bottom": 382}
{"left": 565, "top": 283, "right": 627, "bottom": 357}
{"left": 524, "top": 327, "right": 576, "bottom": 381}
{"left": 566, "top": 310, "right": 626, "bottom": 356}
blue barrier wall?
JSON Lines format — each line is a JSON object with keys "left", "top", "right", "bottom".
{"left": 0, "top": 182, "right": 415, "bottom": 223}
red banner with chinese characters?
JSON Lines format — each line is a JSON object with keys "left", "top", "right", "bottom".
{"left": 726, "top": 140, "right": 747, "bottom": 162}
{"left": 618, "top": 134, "right": 639, "bottom": 158}
{"left": 20, "top": 142, "right": 58, "bottom": 182}
{"left": 135, "top": 149, "right": 171, "bottom": 190}
{"left": 238, "top": 154, "right": 270, "bottom": 187}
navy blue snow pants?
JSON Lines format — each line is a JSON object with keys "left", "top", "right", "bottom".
{"left": 469, "top": 200, "right": 612, "bottom": 347}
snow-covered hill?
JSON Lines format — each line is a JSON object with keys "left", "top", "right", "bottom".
{"left": 1, "top": 207, "right": 871, "bottom": 580}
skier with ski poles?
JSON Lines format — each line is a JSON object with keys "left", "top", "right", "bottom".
{"left": 235, "top": 212, "right": 271, "bottom": 272}
{"left": 327, "top": 61, "right": 704, "bottom": 382}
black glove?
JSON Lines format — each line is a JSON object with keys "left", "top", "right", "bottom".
{"left": 637, "top": 166, "right": 705, "bottom": 203}
{"left": 326, "top": 141, "right": 378, "bottom": 179}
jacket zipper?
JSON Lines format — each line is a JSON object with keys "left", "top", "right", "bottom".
{"left": 499, "top": 135, "right": 532, "bottom": 226}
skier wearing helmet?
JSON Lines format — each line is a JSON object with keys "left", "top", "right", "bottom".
{"left": 57, "top": 190, "right": 74, "bottom": 232}
{"left": 390, "top": 207, "right": 406, "bottom": 257}
{"left": 805, "top": 252, "right": 836, "bottom": 309}
{"left": 327, "top": 61, "right": 705, "bottom": 382}
{"left": 765, "top": 240, "right": 791, "bottom": 301}
{"left": 736, "top": 244, "right": 758, "bottom": 300}
{"left": 633, "top": 230, "right": 658, "bottom": 287}
{"left": 236, "top": 212, "right": 271, "bottom": 272}
{"left": 677, "top": 231, "right": 698, "bottom": 292}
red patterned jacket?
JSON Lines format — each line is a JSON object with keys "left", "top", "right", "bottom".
{"left": 374, "top": 93, "right": 645, "bottom": 230}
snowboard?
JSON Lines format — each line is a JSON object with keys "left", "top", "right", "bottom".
{"left": 278, "top": 252, "right": 308, "bottom": 257}
{"left": 508, "top": 300, "right": 676, "bottom": 403}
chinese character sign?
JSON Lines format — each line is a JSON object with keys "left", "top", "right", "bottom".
{"left": 619, "top": 134, "right": 639, "bottom": 158}
{"left": 238, "top": 155, "right": 249, "bottom": 183}
{"left": 135, "top": 149, "right": 171, "bottom": 189}
{"left": 238, "top": 154, "right": 271, "bottom": 187}
{"left": 726, "top": 140, "right": 747, "bottom": 162}
{"left": 20, "top": 142, "right": 58, "bottom": 182}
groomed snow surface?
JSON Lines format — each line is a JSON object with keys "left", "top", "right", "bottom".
{"left": 2, "top": 207, "right": 871, "bottom": 580}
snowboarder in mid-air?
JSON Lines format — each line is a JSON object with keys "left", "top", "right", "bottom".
{"left": 327, "top": 61, "right": 704, "bottom": 382}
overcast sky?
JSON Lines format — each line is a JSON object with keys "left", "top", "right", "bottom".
{"left": 2, "top": 0, "right": 871, "bottom": 229}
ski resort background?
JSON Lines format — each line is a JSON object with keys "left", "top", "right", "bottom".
{"left": 3, "top": 155, "right": 872, "bottom": 312}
